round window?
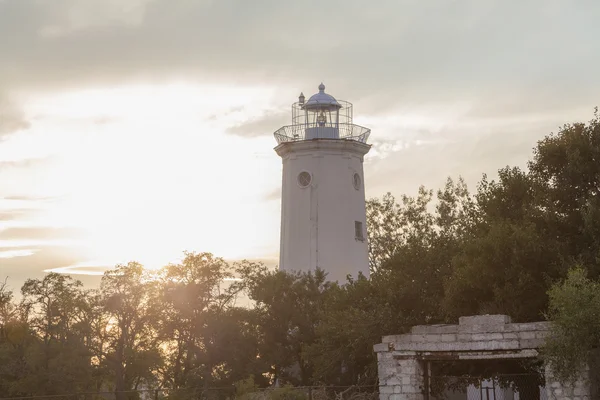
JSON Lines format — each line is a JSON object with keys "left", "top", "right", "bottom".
{"left": 298, "top": 171, "right": 312, "bottom": 188}
{"left": 353, "top": 173, "right": 361, "bottom": 190}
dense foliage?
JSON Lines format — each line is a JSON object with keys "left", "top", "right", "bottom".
{"left": 544, "top": 268, "right": 600, "bottom": 384}
{"left": 2, "top": 110, "right": 600, "bottom": 395}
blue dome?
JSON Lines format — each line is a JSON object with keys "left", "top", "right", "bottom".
{"left": 302, "top": 83, "right": 342, "bottom": 111}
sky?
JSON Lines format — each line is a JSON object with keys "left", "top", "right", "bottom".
{"left": 1, "top": 0, "right": 599, "bottom": 291}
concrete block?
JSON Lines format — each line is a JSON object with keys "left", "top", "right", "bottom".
{"left": 458, "top": 324, "right": 506, "bottom": 333}
{"left": 425, "top": 334, "right": 441, "bottom": 342}
{"left": 520, "top": 338, "right": 545, "bottom": 349}
{"left": 437, "top": 342, "right": 456, "bottom": 351}
{"left": 496, "top": 340, "right": 520, "bottom": 350}
{"left": 411, "top": 324, "right": 458, "bottom": 334}
{"left": 386, "top": 377, "right": 402, "bottom": 386}
{"left": 382, "top": 335, "right": 402, "bottom": 343}
{"left": 411, "top": 334, "right": 427, "bottom": 343}
{"left": 533, "top": 321, "right": 552, "bottom": 330}
{"left": 439, "top": 325, "right": 459, "bottom": 333}
{"left": 378, "top": 358, "right": 394, "bottom": 368}
{"left": 399, "top": 365, "right": 416, "bottom": 374}
{"left": 513, "top": 322, "right": 551, "bottom": 331}
{"left": 473, "top": 333, "right": 504, "bottom": 341}
{"left": 441, "top": 334, "right": 457, "bottom": 342}
{"left": 392, "top": 350, "right": 419, "bottom": 358}
{"left": 374, "top": 343, "right": 390, "bottom": 352}
{"left": 457, "top": 334, "right": 473, "bottom": 341}
{"left": 401, "top": 385, "right": 421, "bottom": 394}
{"left": 519, "top": 331, "right": 536, "bottom": 340}
{"left": 459, "top": 314, "right": 511, "bottom": 325}
{"left": 410, "top": 325, "right": 434, "bottom": 334}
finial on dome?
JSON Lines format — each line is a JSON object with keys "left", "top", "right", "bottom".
{"left": 318, "top": 82, "right": 325, "bottom": 92}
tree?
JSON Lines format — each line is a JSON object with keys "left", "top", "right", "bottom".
{"left": 544, "top": 267, "right": 600, "bottom": 384}
{"left": 20, "top": 273, "right": 89, "bottom": 345}
{"left": 443, "top": 167, "right": 562, "bottom": 322}
{"left": 368, "top": 180, "right": 475, "bottom": 326}
{"left": 0, "top": 278, "right": 18, "bottom": 327}
{"left": 529, "top": 109, "right": 600, "bottom": 277}
{"left": 11, "top": 273, "right": 99, "bottom": 395}
{"left": 444, "top": 110, "right": 600, "bottom": 322}
{"left": 157, "top": 252, "right": 258, "bottom": 390}
{"left": 306, "top": 275, "right": 391, "bottom": 386}
{"left": 0, "top": 279, "right": 28, "bottom": 397}
{"left": 306, "top": 180, "right": 476, "bottom": 386}
{"left": 366, "top": 193, "right": 405, "bottom": 272}
{"left": 0, "top": 109, "right": 597, "bottom": 394}
{"left": 99, "top": 262, "right": 163, "bottom": 399}
{"left": 238, "top": 265, "right": 333, "bottom": 386}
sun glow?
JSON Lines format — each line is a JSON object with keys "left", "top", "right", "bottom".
{"left": 8, "top": 82, "right": 284, "bottom": 275}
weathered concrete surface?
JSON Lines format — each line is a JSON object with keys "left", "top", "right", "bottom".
{"left": 545, "top": 364, "right": 590, "bottom": 400}
{"left": 379, "top": 315, "right": 550, "bottom": 355}
{"left": 377, "top": 351, "right": 424, "bottom": 400}
{"left": 375, "top": 315, "right": 590, "bottom": 400}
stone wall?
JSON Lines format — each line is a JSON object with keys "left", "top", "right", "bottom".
{"left": 374, "top": 315, "right": 591, "bottom": 400}
{"left": 375, "top": 315, "right": 550, "bottom": 357}
{"left": 545, "top": 364, "right": 590, "bottom": 400}
{"left": 377, "top": 351, "right": 424, "bottom": 400}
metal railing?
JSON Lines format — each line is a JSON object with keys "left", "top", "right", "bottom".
{"left": 274, "top": 123, "right": 371, "bottom": 145}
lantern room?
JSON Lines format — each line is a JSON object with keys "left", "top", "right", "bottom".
{"left": 273, "top": 83, "right": 370, "bottom": 144}
{"left": 302, "top": 82, "right": 342, "bottom": 127}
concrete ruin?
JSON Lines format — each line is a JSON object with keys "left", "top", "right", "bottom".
{"left": 374, "top": 315, "right": 591, "bottom": 400}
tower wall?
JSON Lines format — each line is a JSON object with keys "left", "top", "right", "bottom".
{"left": 275, "top": 139, "right": 370, "bottom": 283}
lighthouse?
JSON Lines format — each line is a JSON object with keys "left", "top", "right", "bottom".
{"left": 273, "top": 83, "right": 371, "bottom": 282}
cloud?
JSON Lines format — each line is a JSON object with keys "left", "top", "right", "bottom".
{"left": 44, "top": 256, "right": 279, "bottom": 279}
{"left": 45, "top": 263, "right": 111, "bottom": 276}
{"left": 0, "top": 226, "right": 84, "bottom": 241}
{"left": 0, "top": 246, "right": 105, "bottom": 295}
{"left": 0, "top": 245, "right": 85, "bottom": 278}
{"left": 1, "top": 0, "right": 599, "bottom": 290}
{"left": 364, "top": 114, "right": 563, "bottom": 198}
{"left": 0, "top": 210, "right": 28, "bottom": 221}
{"left": 37, "top": 0, "right": 157, "bottom": 38}
{"left": 0, "top": 196, "right": 54, "bottom": 221}
{"left": 92, "top": 115, "right": 118, "bottom": 125}
{"left": 0, "top": 95, "right": 30, "bottom": 138}
{"left": 263, "top": 188, "right": 281, "bottom": 202}
{"left": 0, "top": 0, "right": 598, "bottom": 116}
{"left": 2, "top": 195, "right": 58, "bottom": 201}
{"left": 0, "top": 249, "right": 37, "bottom": 259}
{"left": 0, "top": 158, "right": 50, "bottom": 171}
{"left": 226, "top": 112, "right": 289, "bottom": 138}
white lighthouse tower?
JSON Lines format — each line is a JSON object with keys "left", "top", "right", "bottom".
{"left": 273, "top": 83, "right": 371, "bottom": 282}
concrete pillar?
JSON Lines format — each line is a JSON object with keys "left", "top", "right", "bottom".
{"left": 544, "top": 363, "right": 590, "bottom": 400}
{"left": 378, "top": 352, "right": 425, "bottom": 400}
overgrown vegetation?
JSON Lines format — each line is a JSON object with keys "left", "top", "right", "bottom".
{"left": 2, "top": 110, "right": 600, "bottom": 395}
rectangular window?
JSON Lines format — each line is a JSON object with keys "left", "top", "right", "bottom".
{"left": 355, "top": 221, "right": 364, "bottom": 241}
